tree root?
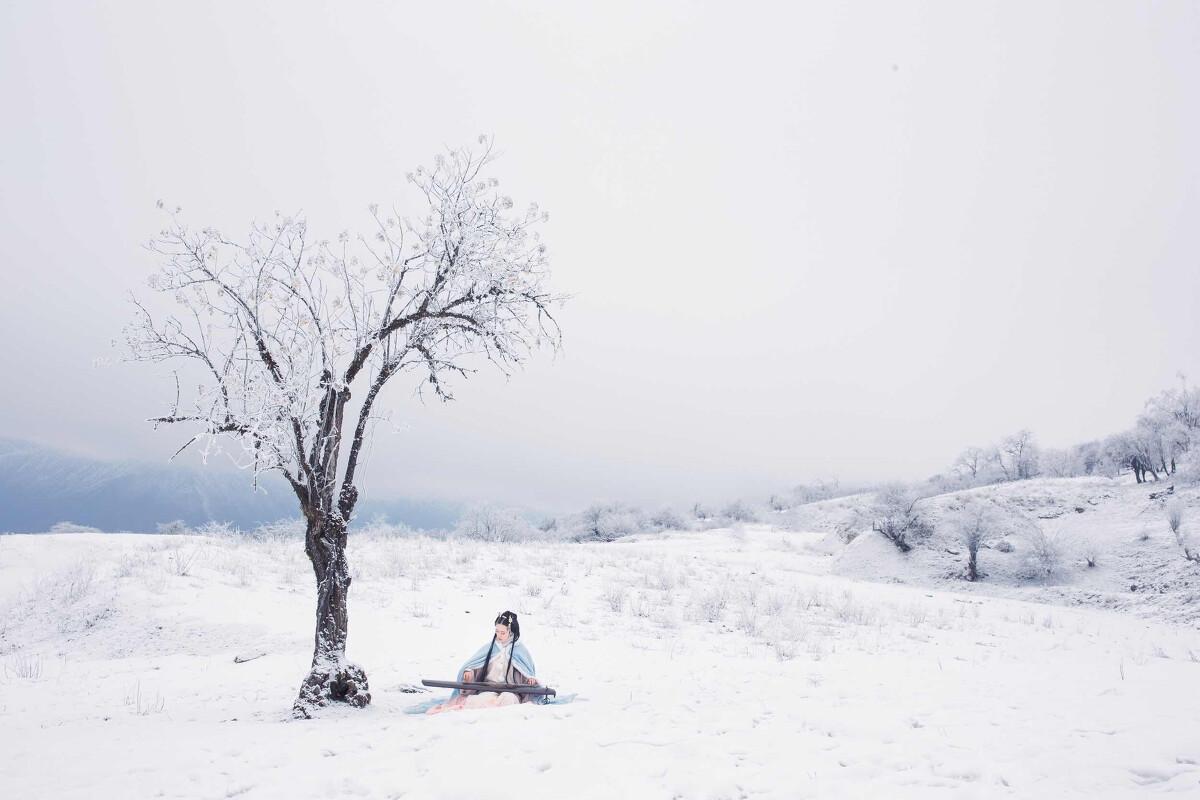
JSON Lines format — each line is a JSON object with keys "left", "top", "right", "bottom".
{"left": 292, "top": 660, "right": 371, "bottom": 719}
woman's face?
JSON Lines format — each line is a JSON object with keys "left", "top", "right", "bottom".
{"left": 495, "top": 623, "right": 511, "bottom": 643}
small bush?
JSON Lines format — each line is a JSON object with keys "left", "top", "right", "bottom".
{"left": 570, "top": 503, "right": 643, "bottom": 542}
{"left": 692, "top": 585, "right": 730, "bottom": 622}
{"left": 720, "top": 500, "right": 758, "bottom": 523}
{"left": 1165, "top": 501, "right": 1200, "bottom": 561}
{"left": 249, "top": 518, "right": 306, "bottom": 542}
{"left": 165, "top": 546, "right": 200, "bottom": 576}
{"left": 454, "top": 504, "right": 541, "bottom": 542}
{"left": 629, "top": 592, "right": 651, "bottom": 618}
{"left": 646, "top": 508, "right": 687, "bottom": 532}
{"left": 601, "top": 586, "right": 625, "bottom": 613}
{"left": 4, "top": 653, "right": 43, "bottom": 680}
{"left": 125, "top": 681, "right": 165, "bottom": 716}
{"left": 1167, "top": 500, "right": 1184, "bottom": 537}
{"left": 836, "top": 523, "right": 861, "bottom": 544}
{"left": 156, "top": 520, "right": 189, "bottom": 535}
{"left": 1018, "top": 525, "right": 1064, "bottom": 580}
{"left": 48, "top": 561, "right": 97, "bottom": 604}
{"left": 195, "top": 520, "right": 239, "bottom": 539}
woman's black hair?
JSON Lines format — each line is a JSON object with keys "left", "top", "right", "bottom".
{"left": 477, "top": 610, "right": 520, "bottom": 689}
{"left": 495, "top": 610, "right": 520, "bottom": 642}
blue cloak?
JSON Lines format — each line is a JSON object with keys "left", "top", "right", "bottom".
{"left": 448, "top": 638, "right": 542, "bottom": 703}
{"left": 405, "top": 637, "right": 575, "bottom": 713}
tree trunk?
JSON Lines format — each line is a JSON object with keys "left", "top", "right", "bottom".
{"left": 292, "top": 511, "right": 371, "bottom": 719}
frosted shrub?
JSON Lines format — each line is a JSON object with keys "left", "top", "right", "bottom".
{"left": 767, "top": 615, "right": 806, "bottom": 661}
{"left": 125, "top": 681, "right": 165, "bottom": 716}
{"left": 903, "top": 602, "right": 928, "bottom": 626}
{"left": 1167, "top": 500, "right": 1184, "bottom": 537}
{"left": 165, "top": 545, "right": 200, "bottom": 577}
{"left": 651, "top": 605, "right": 679, "bottom": 631}
{"left": 629, "top": 592, "right": 651, "bottom": 618}
{"left": 59, "top": 561, "right": 96, "bottom": 604}
{"left": 453, "top": 504, "right": 540, "bottom": 543}
{"left": 734, "top": 604, "right": 760, "bottom": 636}
{"left": 601, "top": 586, "right": 625, "bottom": 613}
{"left": 720, "top": 500, "right": 758, "bottom": 523}
{"left": 646, "top": 507, "right": 687, "bottom": 532}
{"left": 834, "top": 591, "right": 875, "bottom": 625}
{"left": 156, "top": 519, "right": 189, "bottom": 535}
{"left": 570, "top": 503, "right": 643, "bottom": 542}
{"left": 249, "top": 518, "right": 306, "bottom": 542}
{"left": 763, "top": 591, "right": 789, "bottom": 616}
{"left": 114, "top": 552, "right": 149, "bottom": 578}
{"left": 836, "top": 523, "right": 861, "bottom": 544}
{"left": 870, "top": 485, "right": 932, "bottom": 553}
{"left": 524, "top": 580, "right": 544, "bottom": 598}
{"left": 1164, "top": 501, "right": 1199, "bottom": 561}
{"left": 772, "top": 638, "right": 798, "bottom": 661}
{"left": 800, "top": 585, "right": 827, "bottom": 609}
{"left": 4, "top": 653, "right": 43, "bottom": 680}
{"left": 1018, "top": 524, "right": 1065, "bottom": 580}
{"left": 692, "top": 585, "right": 730, "bottom": 622}
{"left": 227, "top": 560, "right": 252, "bottom": 587}
{"left": 195, "top": 520, "right": 239, "bottom": 539}
{"left": 380, "top": 550, "right": 409, "bottom": 580}
{"left": 141, "top": 568, "right": 167, "bottom": 594}
{"left": 654, "top": 566, "right": 678, "bottom": 592}
{"left": 352, "top": 514, "right": 421, "bottom": 541}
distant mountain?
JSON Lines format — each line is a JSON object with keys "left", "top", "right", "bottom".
{"left": 0, "top": 436, "right": 459, "bottom": 533}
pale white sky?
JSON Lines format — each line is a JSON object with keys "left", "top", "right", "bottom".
{"left": 1, "top": 1, "right": 1197, "bottom": 512}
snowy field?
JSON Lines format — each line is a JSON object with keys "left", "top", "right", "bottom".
{"left": 3, "top": 489, "right": 1200, "bottom": 798}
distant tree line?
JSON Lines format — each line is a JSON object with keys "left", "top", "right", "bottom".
{"left": 944, "top": 375, "right": 1200, "bottom": 488}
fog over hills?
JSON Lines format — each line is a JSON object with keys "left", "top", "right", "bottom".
{"left": 0, "top": 437, "right": 458, "bottom": 533}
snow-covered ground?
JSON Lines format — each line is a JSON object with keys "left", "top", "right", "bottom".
{"left": 3, "top": 479, "right": 1200, "bottom": 798}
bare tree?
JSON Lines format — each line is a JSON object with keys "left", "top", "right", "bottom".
{"left": 952, "top": 499, "right": 992, "bottom": 581}
{"left": 122, "top": 141, "right": 565, "bottom": 718}
{"left": 1104, "top": 429, "right": 1161, "bottom": 483}
{"left": 994, "top": 429, "right": 1039, "bottom": 481}
{"left": 870, "top": 484, "right": 932, "bottom": 553}
{"left": 952, "top": 446, "right": 988, "bottom": 482}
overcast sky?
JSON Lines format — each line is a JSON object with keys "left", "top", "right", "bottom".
{"left": 1, "top": 1, "right": 1197, "bottom": 513}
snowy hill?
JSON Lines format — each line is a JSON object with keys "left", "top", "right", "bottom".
{"left": 2, "top": 483, "right": 1199, "bottom": 798}
{"left": 778, "top": 476, "right": 1200, "bottom": 624}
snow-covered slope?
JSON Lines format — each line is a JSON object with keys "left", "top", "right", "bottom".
{"left": 2, "top": 515, "right": 1198, "bottom": 798}
{"left": 783, "top": 477, "right": 1200, "bottom": 624}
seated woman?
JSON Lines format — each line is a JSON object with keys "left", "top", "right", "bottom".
{"left": 426, "top": 610, "right": 541, "bottom": 714}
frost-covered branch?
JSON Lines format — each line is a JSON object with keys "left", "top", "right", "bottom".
{"left": 123, "top": 139, "right": 567, "bottom": 518}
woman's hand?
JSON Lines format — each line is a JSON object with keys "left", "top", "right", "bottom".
{"left": 462, "top": 669, "right": 474, "bottom": 682}
{"left": 526, "top": 676, "right": 539, "bottom": 685}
